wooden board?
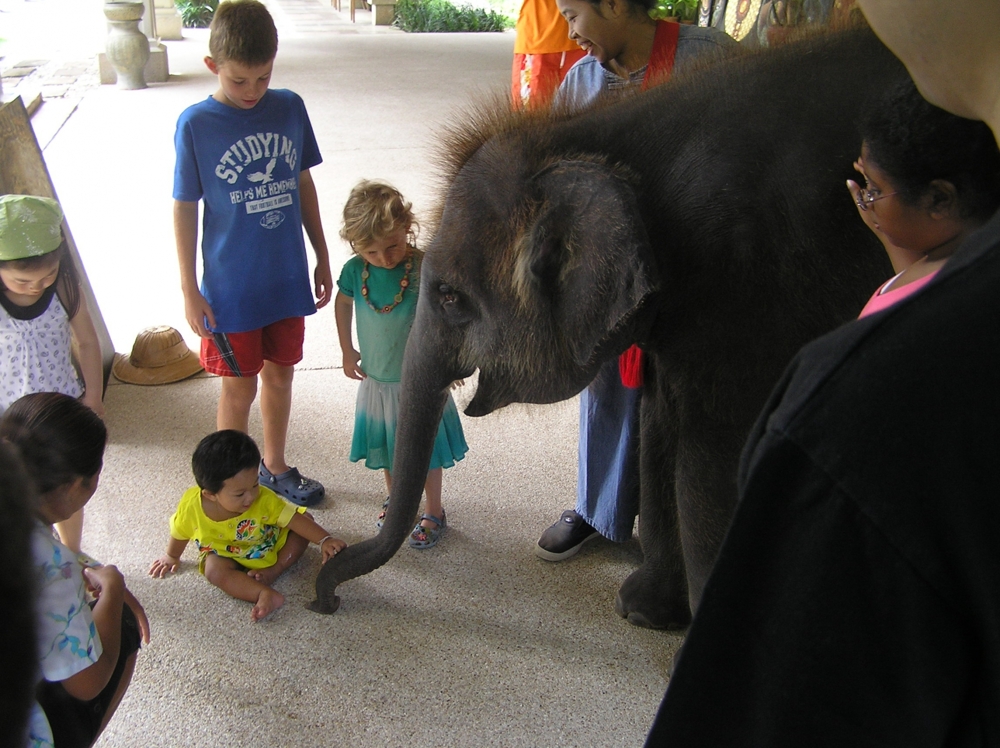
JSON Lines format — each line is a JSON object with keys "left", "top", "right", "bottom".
{"left": 0, "top": 96, "right": 115, "bottom": 389}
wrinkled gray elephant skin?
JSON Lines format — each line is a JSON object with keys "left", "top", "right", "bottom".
{"left": 312, "top": 28, "right": 906, "bottom": 625}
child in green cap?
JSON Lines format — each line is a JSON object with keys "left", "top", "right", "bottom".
{"left": 0, "top": 193, "right": 105, "bottom": 552}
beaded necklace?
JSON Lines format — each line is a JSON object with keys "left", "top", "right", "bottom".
{"left": 360, "top": 251, "right": 413, "bottom": 314}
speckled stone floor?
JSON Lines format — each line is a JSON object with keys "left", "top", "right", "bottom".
{"left": 14, "top": 0, "right": 683, "bottom": 743}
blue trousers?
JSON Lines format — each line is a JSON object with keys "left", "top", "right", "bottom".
{"left": 576, "top": 358, "right": 641, "bottom": 542}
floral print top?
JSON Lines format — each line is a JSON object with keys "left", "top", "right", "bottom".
{"left": 32, "top": 523, "right": 101, "bottom": 680}
{"left": 28, "top": 523, "right": 102, "bottom": 747}
{"left": 169, "top": 485, "right": 304, "bottom": 572}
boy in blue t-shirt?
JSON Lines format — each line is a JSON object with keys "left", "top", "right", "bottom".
{"left": 173, "top": 0, "right": 330, "bottom": 506}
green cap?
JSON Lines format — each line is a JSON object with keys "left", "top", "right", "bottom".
{"left": 0, "top": 194, "right": 64, "bottom": 261}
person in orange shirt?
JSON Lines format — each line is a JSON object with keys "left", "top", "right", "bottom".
{"left": 511, "top": 0, "right": 586, "bottom": 109}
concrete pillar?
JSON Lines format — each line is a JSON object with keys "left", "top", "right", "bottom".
{"left": 154, "top": 0, "right": 184, "bottom": 40}
{"left": 370, "top": 0, "right": 397, "bottom": 25}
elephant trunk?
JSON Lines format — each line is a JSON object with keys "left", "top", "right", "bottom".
{"left": 310, "top": 320, "right": 454, "bottom": 614}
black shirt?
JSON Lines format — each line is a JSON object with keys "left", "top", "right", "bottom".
{"left": 647, "top": 206, "right": 1000, "bottom": 747}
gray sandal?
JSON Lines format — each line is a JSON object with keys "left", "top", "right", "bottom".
{"left": 408, "top": 511, "right": 446, "bottom": 549}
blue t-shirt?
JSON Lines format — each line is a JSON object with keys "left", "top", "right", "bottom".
{"left": 173, "top": 89, "right": 322, "bottom": 333}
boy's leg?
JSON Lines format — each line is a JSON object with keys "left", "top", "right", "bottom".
{"left": 248, "top": 529, "right": 309, "bottom": 586}
{"left": 217, "top": 375, "right": 258, "bottom": 432}
{"left": 259, "top": 361, "right": 293, "bottom": 474}
{"left": 201, "top": 331, "right": 264, "bottom": 433}
{"left": 203, "top": 554, "right": 284, "bottom": 621}
{"left": 256, "top": 318, "right": 324, "bottom": 506}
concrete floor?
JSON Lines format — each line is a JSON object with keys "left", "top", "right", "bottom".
{"left": 5, "top": 0, "right": 682, "bottom": 744}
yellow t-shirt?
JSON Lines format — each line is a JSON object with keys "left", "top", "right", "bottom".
{"left": 513, "top": 0, "right": 580, "bottom": 55}
{"left": 169, "top": 485, "right": 305, "bottom": 573}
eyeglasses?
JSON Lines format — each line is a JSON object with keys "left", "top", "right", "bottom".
{"left": 854, "top": 186, "right": 897, "bottom": 212}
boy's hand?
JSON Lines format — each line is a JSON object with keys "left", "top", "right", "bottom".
{"left": 149, "top": 554, "right": 181, "bottom": 578}
{"left": 124, "top": 588, "right": 151, "bottom": 644}
{"left": 343, "top": 349, "right": 366, "bottom": 380}
{"left": 314, "top": 259, "right": 333, "bottom": 309}
{"left": 320, "top": 536, "right": 347, "bottom": 563}
{"left": 183, "top": 290, "right": 217, "bottom": 338}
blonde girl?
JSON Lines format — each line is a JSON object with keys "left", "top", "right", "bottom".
{"left": 0, "top": 194, "right": 105, "bottom": 552}
{"left": 335, "top": 180, "right": 468, "bottom": 549}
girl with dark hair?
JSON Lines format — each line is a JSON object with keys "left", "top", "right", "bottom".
{"left": 1, "top": 392, "right": 147, "bottom": 748}
{"left": 553, "top": 0, "right": 735, "bottom": 111}
{"left": 847, "top": 79, "right": 1000, "bottom": 317}
{"left": 0, "top": 194, "right": 106, "bottom": 553}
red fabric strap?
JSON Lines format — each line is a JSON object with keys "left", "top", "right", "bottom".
{"left": 642, "top": 21, "right": 680, "bottom": 90}
{"left": 619, "top": 344, "right": 644, "bottom": 389}
{"left": 617, "top": 22, "right": 677, "bottom": 389}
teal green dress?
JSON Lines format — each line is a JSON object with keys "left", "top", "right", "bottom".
{"left": 337, "top": 251, "right": 468, "bottom": 471}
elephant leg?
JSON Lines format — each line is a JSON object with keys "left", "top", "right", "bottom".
{"left": 674, "top": 417, "right": 742, "bottom": 614}
{"left": 614, "top": 373, "right": 691, "bottom": 630}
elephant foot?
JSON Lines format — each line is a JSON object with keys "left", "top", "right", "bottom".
{"left": 307, "top": 595, "right": 341, "bottom": 615}
{"left": 614, "top": 566, "right": 691, "bottom": 630}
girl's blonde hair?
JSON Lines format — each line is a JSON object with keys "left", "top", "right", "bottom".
{"left": 340, "top": 180, "right": 419, "bottom": 251}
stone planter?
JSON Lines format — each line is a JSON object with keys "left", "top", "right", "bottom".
{"left": 104, "top": 2, "right": 150, "bottom": 90}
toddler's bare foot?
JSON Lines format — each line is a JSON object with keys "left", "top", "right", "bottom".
{"left": 251, "top": 588, "right": 285, "bottom": 622}
{"left": 247, "top": 565, "right": 280, "bottom": 586}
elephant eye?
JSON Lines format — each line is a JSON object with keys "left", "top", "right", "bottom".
{"left": 436, "top": 282, "right": 475, "bottom": 326}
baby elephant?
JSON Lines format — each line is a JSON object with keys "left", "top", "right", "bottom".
{"left": 312, "top": 28, "right": 904, "bottom": 627}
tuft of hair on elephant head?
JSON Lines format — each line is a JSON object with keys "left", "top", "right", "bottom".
{"left": 311, "top": 27, "right": 906, "bottom": 626}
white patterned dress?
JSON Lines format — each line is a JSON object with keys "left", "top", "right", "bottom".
{"left": 0, "top": 286, "right": 82, "bottom": 414}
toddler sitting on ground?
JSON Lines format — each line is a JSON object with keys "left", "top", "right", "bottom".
{"left": 149, "top": 430, "right": 346, "bottom": 621}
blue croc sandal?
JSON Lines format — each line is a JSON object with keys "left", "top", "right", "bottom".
{"left": 259, "top": 461, "right": 324, "bottom": 507}
{"left": 408, "top": 511, "right": 446, "bottom": 549}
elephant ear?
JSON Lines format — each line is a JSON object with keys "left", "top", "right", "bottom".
{"left": 515, "top": 158, "right": 658, "bottom": 369}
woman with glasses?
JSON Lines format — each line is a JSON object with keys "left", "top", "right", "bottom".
{"left": 847, "top": 78, "right": 1000, "bottom": 318}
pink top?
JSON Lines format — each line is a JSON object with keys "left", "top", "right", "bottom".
{"left": 858, "top": 270, "right": 939, "bottom": 318}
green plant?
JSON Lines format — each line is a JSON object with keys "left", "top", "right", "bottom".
{"left": 393, "top": 0, "right": 511, "bottom": 32}
{"left": 175, "top": 0, "right": 219, "bottom": 28}
{"left": 650, "top": 0, "right": 699, "bottom": 21}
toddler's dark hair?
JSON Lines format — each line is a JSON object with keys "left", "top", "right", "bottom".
{"left": 0, "top": 239, "right": 82, "bottom": 317}
{"left": 859, "top": 78, "right": 1000, "bottom": 220}
{"left": 192, "top": 430, "right": 261, "bottom": 493}
{"left": 0, "top": 392, "right": 107, "bottom": 495}
{"left": 209, "top": 0, "right": 278, "bottom": 66}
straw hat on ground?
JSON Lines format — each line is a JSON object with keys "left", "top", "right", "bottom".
{"left": 113, "top": 326, "right": 203, "bottom": 385}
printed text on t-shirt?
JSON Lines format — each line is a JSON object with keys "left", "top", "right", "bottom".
{"left": 214, "top": 132, "right": 299, "bottom": 185}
